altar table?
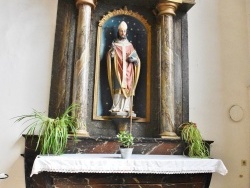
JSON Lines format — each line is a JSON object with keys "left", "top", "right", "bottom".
{"left": 31, "top": 154, "right": 228, "bottom": 176}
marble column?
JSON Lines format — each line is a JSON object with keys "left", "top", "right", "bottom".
{"left": 156, "top": 0, "right": 180, "bottom": 138}
{"left": 72, "top": 0, "right": 96, "bottom": 136}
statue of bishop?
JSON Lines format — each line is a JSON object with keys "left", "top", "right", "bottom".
{"left": 107, "top": 21, "right": 141, "bottom": 116}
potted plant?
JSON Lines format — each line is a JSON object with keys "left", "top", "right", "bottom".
{"left": 117, "top": 131, "right": 134, "bottom": 159}
{"left": 179, "top": 122, "right": 209, "bottom": 158}
{"left": 14, "top": 104, "right": 78, "bottom": 155}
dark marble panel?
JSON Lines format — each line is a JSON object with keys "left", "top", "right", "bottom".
{"left": 49, "top": 0, "right": 77, "bottom": 118}
{"left": 66, "top": 138, "right": 186, "bottom": 155}
{"left": 30, "top": 173, "right": 52, "bottom": 188}
{"left": 181, "top": 13, "right": 190, "bottom": 123}
{"left": 51, "top": 173, "right": 210, "bottom": 184}
{"left": 31, "top": 173, "right": 211, "bottom": 188}
{"left": 30, "top": 171, "right": 211, "bottom": 187}
{"left": 24, "top": 135, "right": 189, "bottom": 155}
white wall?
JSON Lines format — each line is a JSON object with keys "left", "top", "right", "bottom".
{"left": 0, "top": 0, "right": 58, "bottom": 187}
{"left": 188, "top": 0, "right": 250, "bottom": 187}
{"left": 0, "top": 0, "right": 249, "bottom": 188}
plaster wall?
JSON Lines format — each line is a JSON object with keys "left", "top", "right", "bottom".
{"left": 0, "top": 0, "right": 57, "bottom": 187}
{"left": 0, "top": 0, "right": 249, "bottom": 188}
{"left": 188, "top": 0, "right": 250, "bottom": 187}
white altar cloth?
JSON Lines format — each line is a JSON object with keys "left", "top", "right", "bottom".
{"left": 30, "top": 154, "right": 228, "bottom": 177}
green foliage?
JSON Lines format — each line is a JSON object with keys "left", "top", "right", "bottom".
{"left": 14, "top": 104, "right": 78, "bottom": 155}
{"left": 117, "top": 131, "right": 134, "bottom": 148}
{"left": 179, "top": 122, "right": 209, "bottom": 158}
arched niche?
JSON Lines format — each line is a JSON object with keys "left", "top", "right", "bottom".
{"left": 93, "top": 8, "right": 151, "bottom": 122}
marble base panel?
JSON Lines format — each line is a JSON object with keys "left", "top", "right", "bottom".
{"left": 29, "top": 172, "right": 211, "bottom": 188}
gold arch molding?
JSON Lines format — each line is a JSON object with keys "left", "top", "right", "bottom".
{"left": 93, "top": 7, "right": 151, "bottom": 122}
{"left": 98, "top": 6, "right": 151, "bottom": 32}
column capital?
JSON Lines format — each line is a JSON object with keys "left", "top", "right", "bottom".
{"left": 75, "top": 0, "right": 96, "bottom": 9}
{"left": 156, "top": 0, "right": 180, "bottom": 16}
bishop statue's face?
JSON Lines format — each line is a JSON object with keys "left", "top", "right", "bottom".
{"left": 118, "top": 29, "right": 127, "bottom": 39}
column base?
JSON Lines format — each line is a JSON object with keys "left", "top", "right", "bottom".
{"left": 160, "top": 131, "right": 180, "bottom": 139}
{"left": 76, "top": 129, "right": 89, "bottom": 137}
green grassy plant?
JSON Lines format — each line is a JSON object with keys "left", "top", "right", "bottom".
{"left": 179, "top": 122, "right": 209, "bottom": 158}
{"left": 14, "top": 104, "right": 78, "bottom": 155}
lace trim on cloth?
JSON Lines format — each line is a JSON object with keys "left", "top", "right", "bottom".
{"left": 30, "top": 154, "right": 228, "bottom": 177}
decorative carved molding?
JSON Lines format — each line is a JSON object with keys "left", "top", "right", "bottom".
{"left": 156, "top": 2, "right": 179, "bottom": 16}
{"left": 183, "top": 0, "right": 195, "bottom": 3}
{"left": 167, "top": 0, "right": 182, "bottom": 3}
{"left": 98, "top": 7, "right": 151, "bottom": 31}
{"left": 75, "top": 0, "right": 96, "bottom": 9}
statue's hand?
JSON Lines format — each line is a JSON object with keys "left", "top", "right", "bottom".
{"left": 127, "top": 56, "right": 138, "bottom": 65}
{"left": 111, "top": 42, "right": 115, "bottom": 49}
{"left": 110, "top": 50, "right": 115, "bottom": 58}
